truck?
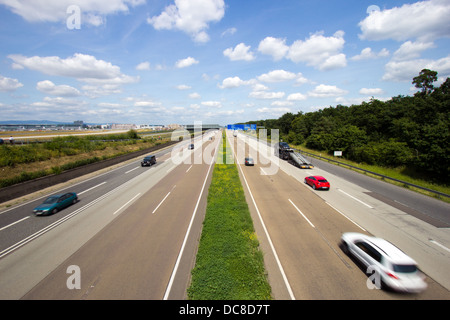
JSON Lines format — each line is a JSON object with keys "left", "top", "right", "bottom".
{"left": 275, "top": 142, "right": 313, "bottom": 169}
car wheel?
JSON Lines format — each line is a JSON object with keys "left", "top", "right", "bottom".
{"left": 72, "top": 199, "right": 77, "bottom": 204}
{"left": 312, "top": 184, "right": 316, "bottom": 190}
{"left": 52, "top": 208, "right": 58, "bottom": 214}
{"left": 341, "top": 241, "right": 349, "bottom": 255}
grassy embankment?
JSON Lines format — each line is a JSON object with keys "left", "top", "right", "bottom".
{"left": 187, "top": 132, "right": 271, "bottom": 300}
{"left": 0, "top": 130, "right": 171, "bottom": 188}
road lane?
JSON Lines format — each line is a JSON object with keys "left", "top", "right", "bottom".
{"left": 19, "top": 132, "right": 220, "bottom": 300}
{"left": 230, "top": 131, "right": 450, "bottom": 299}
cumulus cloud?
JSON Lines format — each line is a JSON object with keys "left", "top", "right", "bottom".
{"left": 258, "top": 37, "right": 289, "bottom": 61}
{"left": 382, "top": 55, "right": 450, "bottom": 81}
{"left": 359, "top": 88, "right": 384, "bottom": 95}
{"left": 147, "top": 0, "right": 225, "bottom": 43}
{"left": 257, "top": 70, "right": 297, "bottom": 83}
{"left": 175, "top": 56, "right": 199, "bottom": 68}
{"left": 257, "top": 32, "right": 347, "bottom": 70}
{"left": 308, "top": 84, "right": 348, "bottom": 98}
{"left": 0, "top": 74, "right": 23, "bottom": 92}
{"left": 201, "top": 100, "right": 222, "bottom": 108}
{"left": 392, "top": 41, "right": 435, "bottom": 61}
{"left": 287, "top": 93, "right": 307, "bottom": 101}
{"left": 257, "top": 107, "right": 291, "bottom": 116}
{"left": 358, "top": 0, "right": 450, "bottom": 42}
{"left": 249, "top": 91, "right": 285, "bottom": 99}
{"left": 8, "top": 53, "right": 138, "bottom": 85}
{"left": 219, "top": 76, "right": 252, "bottom": 89}
{"left": 0, "top": 0, "right": 145, "bottom": 26}
{"left": 223, "top": 43, "right": 255, "bottom": 61}
{"left": 36, "top": 80, "right": 81, "bottom": 97}
{"left": 288, "top": 31, "right": 346, "bottom": 70}
{"left": 136, "top": 61, "right": 150, "bottom": 70}
{"left": 351, "top": 47, "right": 389, "bottom": 61}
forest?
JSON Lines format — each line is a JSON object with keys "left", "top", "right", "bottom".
{"left": 245, "top": 70, "right": 449, "bottom": 183}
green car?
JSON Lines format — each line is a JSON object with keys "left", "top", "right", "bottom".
{"left": 33, "top": 192, "right": 78, "bottom": 216}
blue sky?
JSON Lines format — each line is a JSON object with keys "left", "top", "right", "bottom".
{"left": 0, "top": 0, "right": 449, "bottom": 126}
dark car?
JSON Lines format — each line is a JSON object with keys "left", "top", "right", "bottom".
{"left": 33, "top": 192, "right": 78, "bottom": 215}
{"left": 304, "top": 175, "right": 330, "bottom": 190}
{"left": 244, "top": 157, "right": 254, "bottom": 166}
{"left": 188, "top": 143, "right": 194, "bottom": 150}
{"left": 141, "top": 155, "right": 156, "bottom": 167}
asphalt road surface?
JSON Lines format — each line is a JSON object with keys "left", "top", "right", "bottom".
{"left": 230, "top": 131, "right": 449, "bottom": 299}
{"left": 0, "top": 131, "right": 220, "bottom": 299}
{"left": 0, "top": 129, "right": 448, "bottom": 300}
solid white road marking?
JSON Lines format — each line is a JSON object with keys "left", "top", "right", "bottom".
{"left": 288, "top": 199, "right": 315, "bottom": 228}
{"left": 113, "top": 193, "right": 141, "bottom": 215}
{"left": 232, "top": 134, "right": 296, "bottom": 300}
{"left": 78, "top": 182, "right": 107, "bottom": 195}
{"left": 0, "top": 216, "right": 30, "bottom": 232}
{"left": 325, "top": 202, "right": 366, "bottom": 231}
{"left": 338, "top": 188, "right": 373, "bottom": 209}
{"left": 152, "top": 191, "right": 172, "bottom": 214}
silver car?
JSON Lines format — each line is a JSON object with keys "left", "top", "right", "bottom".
{"left": 341, "top": 232, "right": 427, "bottom": 293}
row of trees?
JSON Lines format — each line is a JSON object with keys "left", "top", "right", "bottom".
{"left": 245, "top": 70, "right": 449, "bottom": 182}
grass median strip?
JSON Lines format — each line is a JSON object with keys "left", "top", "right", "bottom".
{"left": 187, "top": 133, "right": 272, "bottom": 300}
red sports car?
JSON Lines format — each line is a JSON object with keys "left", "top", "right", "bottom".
{"left": 304, "top": 175, "right": 330, "bottom": 190}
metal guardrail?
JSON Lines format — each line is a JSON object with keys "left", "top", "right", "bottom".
{"left": 296, "top": 148, "right": 450, "bottom": 199}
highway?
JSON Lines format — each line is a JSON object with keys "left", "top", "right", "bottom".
{"left": 0, "top": 130, "right": 220, "bottom": 299}
{"left": 0, "top": 128, "right": 448, "bottom": 300}
{"left": 230, "top": 130, "right": 450, "bottom": 299}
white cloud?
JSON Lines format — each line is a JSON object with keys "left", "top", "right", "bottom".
{"left": 201, "top": 100, "right": 222, "bottom": 108}
{"left": 175, "top": 57, "right": 199, "bottom": 68}
{"left": 287, "top": 93, "right": 307, "bottom": 101}
{"left": 257, "top": 107, "right": 291, "bottom": 116}
{"left": 257, "top": 70, "right": 297, "bottom": 83}
{"left": 8, "top": 53, "right": 138, "bottom": 85}
{"left": 271, "top": 101, "right": 293, "bottom": 107}
{"left": 223, "top": 43, "right": 255, "bottom": 61}
{"left": 351, "top": 47, "right": 389, "bottom": 60}
{"left": 0, "top": 74, "right": 23, "bottom": 92}
{"left": 359, "top": 88, "right": 384, "bottom": 95}
{"left": 189, "top": 92, "right": 201, "bottom": 99}
{"left": 36, "top": 80, "right": 81, "bottom": 97}
{"left": 382, "top": 55, "right": 450, "bottom": 81}
{"left": 147, "top": 0, "right": 225, "bottom": 43}
{"left": 287, "top": 31, "right": 347, "bottom": 70}
{"left": 308, "top": 84, "right": 348, "bottom": 98}
{"left": 249, "top": 91, "right": 285, "bottom": 99}
{"left": 82, "top": 84, "right": 122, "bottom": 98}
{"left": 258, "top": 37, "right": 289, "bottom": 61}
{"left": 136, "top": 61, "right": 150, "bottom": 70}
{"left": 392, "top": 41, "right": 435, "bottom": 61}
{"left": 219, "top": 76, "right": 252, "bottom": 89}
{"left": 0, "top": 0, "right": 145, "bottom": 26}
{"left": 176, "top": 84, "right": 191, "bottom": 90}
{"left": 358, "top": 0, "right": 450, "bottom": 42}
{"left": 221, "top": 27, "right": 237, "bottom": 37}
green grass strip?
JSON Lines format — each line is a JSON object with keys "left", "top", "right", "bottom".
{"left": 187, "top": 133, "right": 272, "bottom": 300}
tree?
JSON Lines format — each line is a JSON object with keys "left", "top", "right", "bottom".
{"left": 412, "top": 69, "right": 438, "bottom": 94}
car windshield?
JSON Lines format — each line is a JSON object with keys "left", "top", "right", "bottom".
{"left": 43, "top": 196, "right": 59, "bottom": 204}
{"left": 392, "top": 264, "right": 417, "bottom": 273}
{"left": 318, "top": 179, "right": 328, "bottom": 182}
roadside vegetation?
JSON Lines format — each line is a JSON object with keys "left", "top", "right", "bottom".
{"left": 188, "top": 132, "right": 271, "bottom": 300}
{"left": 243, "top": 69, "right": 449, "bottom": 199}
{"left": 0, "top": 130, "right": 171, "bottom": 188}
